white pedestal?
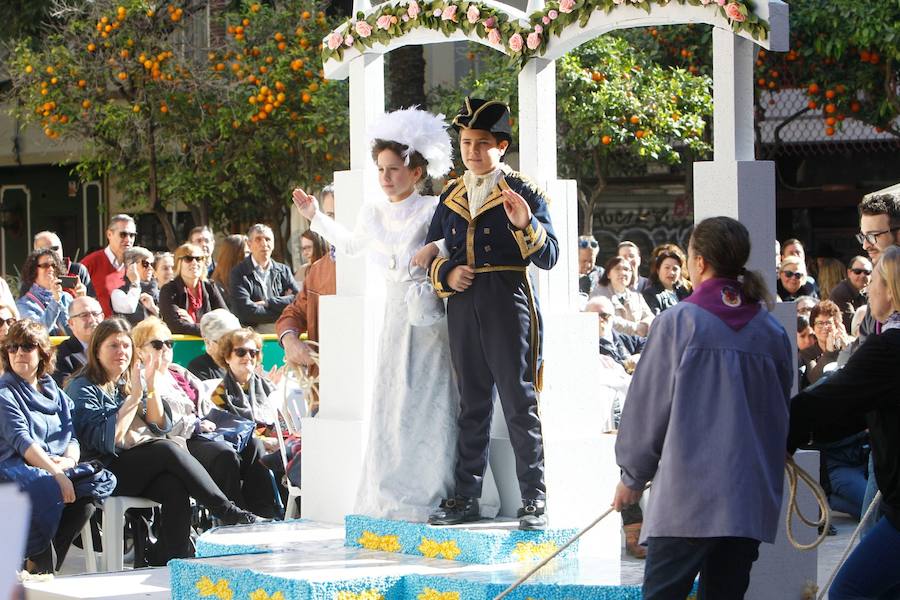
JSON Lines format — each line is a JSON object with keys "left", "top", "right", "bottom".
{"left": 300, "top": 417, "right": 367, "bottom": 523}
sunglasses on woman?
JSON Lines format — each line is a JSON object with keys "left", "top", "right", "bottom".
{"left": 146, "top": 339, "right": 174, "bottom": 351}
{"left": 182, "top": 256, "right": 205, "bottom": 263}
{"left": 7, "top": 343, "right": 37, "bottom": 354}
{"left": 578, "top": 239, "right": 599, "bottom": 249}
{"left": 0, "top": 318, "right": 16, "bottom": 327}
{"left": 781, "top": 270, "right": 804, "bottom": 280}
{"left": 233, "top": 347, "right": 260, "bottom": 358}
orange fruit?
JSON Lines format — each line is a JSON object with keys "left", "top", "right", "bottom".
{"left": 82, "top": 99, "right": 91, "bottom": 109}
{"left": 824, "top": 103, "right": 836, "bottom": 114}
{"left": 825, "top": 89, "right": 835, "bottom": 99}
{"left": 629, "top": 115, "right": 640, "bottom": 124}
{"left": 807, "top": 83, "right": 820, "bottom": 95}
{"left": 601, "top": 135, "right": 612, "bottom": 145}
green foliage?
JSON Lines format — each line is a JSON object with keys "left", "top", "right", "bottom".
{"left": 430, "top": 37, "right": 712, "bottom": 231}
{"left": 6, "top": 0, "right": 348, "bottom": 255}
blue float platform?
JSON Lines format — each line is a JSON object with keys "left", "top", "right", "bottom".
{"left": 170, "top": 518, "right": 646, "bottom": 600}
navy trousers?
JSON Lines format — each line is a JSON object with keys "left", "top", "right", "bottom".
{"left": 446, "top": 271, "right": 545, "bottom": 501}
{"left": 643, "top": 536, "right": 760, "bottom": 600}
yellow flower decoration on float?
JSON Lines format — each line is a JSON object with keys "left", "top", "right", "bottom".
{"left": 249, "top": 590, "right": 285, "bottom": 600}
{"left": 336, "top": 590, "right": 385, "bottom": 600}
{"left": 510, "top": 540, "right": 558, "bottom": 562}
{"left": 357, "top": 531, "right": 402, "bottom": 553}
{"left": 417, "top": 588, "right": 460, "bottom": 600}
{"left": 195, "top": 576, "right": 234, "bottom": 600}
{"left": 418, "top": 537, "right": 462, "bottom": 560}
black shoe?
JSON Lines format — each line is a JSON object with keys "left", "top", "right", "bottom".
{"left": 518, "top": 499, "right": 547, "bottom": 530}
{"left": 818, "top": 523, "right": 838, "bottom": 536}
{"left": 428, "top": 496, "right": 480, "bottom": 526}
{"left": 218, "top": 503, "right": 263, "bottom": 526}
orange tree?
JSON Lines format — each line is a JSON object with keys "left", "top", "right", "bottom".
{"left": 168, "top": 0, "right": 349, "bottom": 256}
{"left": 430, "top": 36, "right": 712, "bottom": 234}
{"left": 642, "top": 2, "right": 900, "bottom": 140}
{"left": 6, "top": 0, "right": 348, "bottom": 256}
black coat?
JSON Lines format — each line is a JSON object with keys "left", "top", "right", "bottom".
{"left": 642, "top": 281, "right": 691, "bottom": 315}
{"left": 114, "top": 280, "right": 160, "bottom": 328}
{"left": 788, "top": 328, "right": 900, "bottom": 530}
{"left": 52, "top": 336, "right": 87, "bottom": 388}
{"left": 598, "top": 330, "right": 647, "bottom": 368}
{"left": 187, "top": 352, "right": 225, "bottom": 381}
{"left": 159, "top": 277, "right": 227, "bottom": 336}
{"left": 228, "top": 257, "right": 298, "bottom": 326}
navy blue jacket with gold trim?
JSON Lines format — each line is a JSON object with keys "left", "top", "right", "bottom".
{"left": 425, "top": 168, "right": 558, "bottom": 296}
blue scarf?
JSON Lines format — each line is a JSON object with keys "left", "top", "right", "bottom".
{"left": 28, "top": 283, "right": 55, "bottom": 307}
{"left": 881, "top": 311, "right": 900, "bottom": 333}
{"left": 0, "top": 371, "right": 62, "bottom": 415}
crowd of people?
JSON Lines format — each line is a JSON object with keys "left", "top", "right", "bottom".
{"left": 1, "top": 97, "right": 898, "bottom": 599}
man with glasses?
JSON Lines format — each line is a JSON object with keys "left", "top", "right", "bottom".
{"left": 81, "top": 214, "right": 137, "bottom": 317}
{"left": 189, "top": 225, "right": 217, "bottom": 277}
{"left": 230, "top": 223, "right": 299, "bottom": 333}
{"left": 829, "top": 255, "right": 872, "bottom": 332}
{"left": 111, "top": 247, "right": 160, "bottom": 327}
{"left": 578, "top": 235, "right": 603, "bottom": 296}
{"left": 52, "top": 296, "right": 103, "bottom": 386}
{"left": 33, "top": 231, "right": 95, "bottom": 299}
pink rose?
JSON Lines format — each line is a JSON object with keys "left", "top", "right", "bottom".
{"left": 376, "top": 14, "right": 393, "bottom": 29}
{"left": 526, "top": 31, "right": 541, "bottom": 49}
{"left": 509, "top": 33, "right": 524, "bottom": 52}
{"left": 355, "top": 21, "right": 373, "bottom": 37}
{"left": 433, "top": 8, "right": 442, "bottom": 16}
{"left": 483, "top": 16, "right": 496, "bottom": 27}
{"left": 402, "top": 14, "right": 409, "bottom": 21}
{"left": 344, "top": 34, "right": 354, "bottom": 46}
{"left": 548, "top": 9, "right": 558, "bottom": 18}
{"left": 559, "top": 0, "right": 575, "bottom": 13}
{"left": 724, "top": 2, "right": 745, "bottom": 21}
{"left": 327, "top": 32, "right": 343, "bottom": 50}
{"left": 487, "top": 27, "right": 501, "bottom": 45}
{"left": 534, "top": 24, "right": 543, "bottom": 33}
{"left": 466, "top": 4, "right": 480, "bottom": 23}
{"left": 407, "top": 0, "right": 420, "bottom": 17}
{"left": 716, "top": 0, "right": 726, "bottom": 5}
{"left": 441, "top": 5, "right": 458, "bottom": 20}
{"left": 542, "top": 16, "right": 550, "bottom": 24}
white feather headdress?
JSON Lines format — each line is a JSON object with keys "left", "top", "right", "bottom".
{"left": 367, "top": 107, "right": 453, "bottom": 179}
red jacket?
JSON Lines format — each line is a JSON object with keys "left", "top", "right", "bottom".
{"left": 81, "top": 248, "right": 125, "bottom": 316}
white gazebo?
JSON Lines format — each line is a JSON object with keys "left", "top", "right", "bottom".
{"left": 302, "top": 1, "right": 820, "bottom": 596}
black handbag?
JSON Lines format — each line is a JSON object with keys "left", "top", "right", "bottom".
{"left": 198, "top": 407, "right": 256, "bottom": 452}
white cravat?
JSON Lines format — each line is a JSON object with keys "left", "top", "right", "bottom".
{"left": 462, "top": 169, "right": 502, "bottom": 219}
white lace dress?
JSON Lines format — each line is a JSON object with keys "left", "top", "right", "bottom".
{"left": 311, "top": 191, "right": 500, "bottom": 521}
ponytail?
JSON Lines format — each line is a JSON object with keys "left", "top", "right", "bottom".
{"left": 740, "top": 269, "right": 774, "bottom": 311}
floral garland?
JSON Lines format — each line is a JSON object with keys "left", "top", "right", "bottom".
{"left": 322, "top": 0, "right": 769, "bottom": 66}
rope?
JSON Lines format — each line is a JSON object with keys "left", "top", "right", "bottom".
{"left": 816, "top": 491, "right": 882, "bottom": 600}
{"left": 492, "top": 483, "right": 651, "bottom": 600}
{"left": 784, "top": 456, "right": 832, "bottom": 551}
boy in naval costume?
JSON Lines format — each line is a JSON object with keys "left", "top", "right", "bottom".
{"left": 420, "top": 98, "right": 558, "bottom": 530}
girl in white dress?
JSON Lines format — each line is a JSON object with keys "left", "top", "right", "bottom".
{"left": 292, "top": 108, "right": 499, "bottom": 521}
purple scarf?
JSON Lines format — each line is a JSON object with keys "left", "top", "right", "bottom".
{"left": 683, "top": 277, "right": 761, "bottom": 331}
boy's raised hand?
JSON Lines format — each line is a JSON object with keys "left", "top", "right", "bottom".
{"left": 292, "top": 188, "right": 319, "bottom": 221}
{"left": 502, "top": 188, "right": 532, "bottom": 230}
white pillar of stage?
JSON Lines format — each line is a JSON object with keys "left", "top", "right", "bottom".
{"left": 300, "top": 52, "right": 385, "bottom": 524}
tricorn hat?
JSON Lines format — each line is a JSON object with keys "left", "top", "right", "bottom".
{"left": 451, "top": 97, "right": 512, "bottom": 144}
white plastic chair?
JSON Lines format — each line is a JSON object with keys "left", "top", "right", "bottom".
{"left": 269, "top": 362, "right": 315, "bottom": 520}
{"left": 85, "top": 496, "right": 161, "bottom": 571}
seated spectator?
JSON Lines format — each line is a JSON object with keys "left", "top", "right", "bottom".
{"left": 66, "top": 318, "right": 260, "bottom": 565}
{"left": 112, "top": 247, "right": 160, "bottom": 327}
{"left": 643, "top": 245, "right": 691, "bottom": 315}
{"left": 777, "top": 255, "right": 818, "bottom": 302}
{"left": 0, "top": 320, "right": 115, "bottom": 573}
{"left": 585, "top": 296, "right": 646, "bottom": 373}
{"left": 17, "top": 249, "right": 77, "bottom": 336}
{"left": 0, "top": 302, "right": 16, "bottom": 349}
{"left": 617, "top": 241, "right": 651, "bottom": 293}
{"left": 159, "top": 243, "right": 227, "bottom": 336}
{"left": 819, "top": 432, "right": 870, "bottom": 522}
{"left": 211, "top": 235, "right": 248, "bottom": 310}
{"left": 830, "top": 256, "right": 872, "bottom": 332}
{"left": 53, "top": 296, "right": 104, "bottom": 387}
{"left": 817, "top": 257, "right": 845, "bottom": 302}
{"left": 189, "top": 226, "right": 217, "bottom": 278}
{"left": 230, "top": 225, "right": 299, "bottom": 333}
{"left": 211, "top": 329, "right": 279, "bottom": 454}
{"left": 133, "top": 318, "right": 277, "bottom": 518}
{"left": 33, "top": 231, "right": 93, "bottom": 299}
{"left": 154, "top": 252, "right": 175, "bottom": 288}
{"left": 80, "top": 214, "right": 135, "bottom": 316}
{"left": 781, "top": 237, "right": 819, "bottom": 294}
{"left": 795, "top": 295, "right": 818, "bottom": 317}
{"left": 800, "top": 300, "right": 852, "bottom": 387}
{"left": 578, "top": 236, "right": 603, "bottom": 296}
{"left": 294, "top": 230, "right": 328, "bottom": 289}
{"left": 796, "top": 315, "right": 816, "bottom": 352}
{"left": 188, "top": 309, "right": 241, "bottom": 381}
{"left": 590, "top": 256, "right": 654, "bottom": 336}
